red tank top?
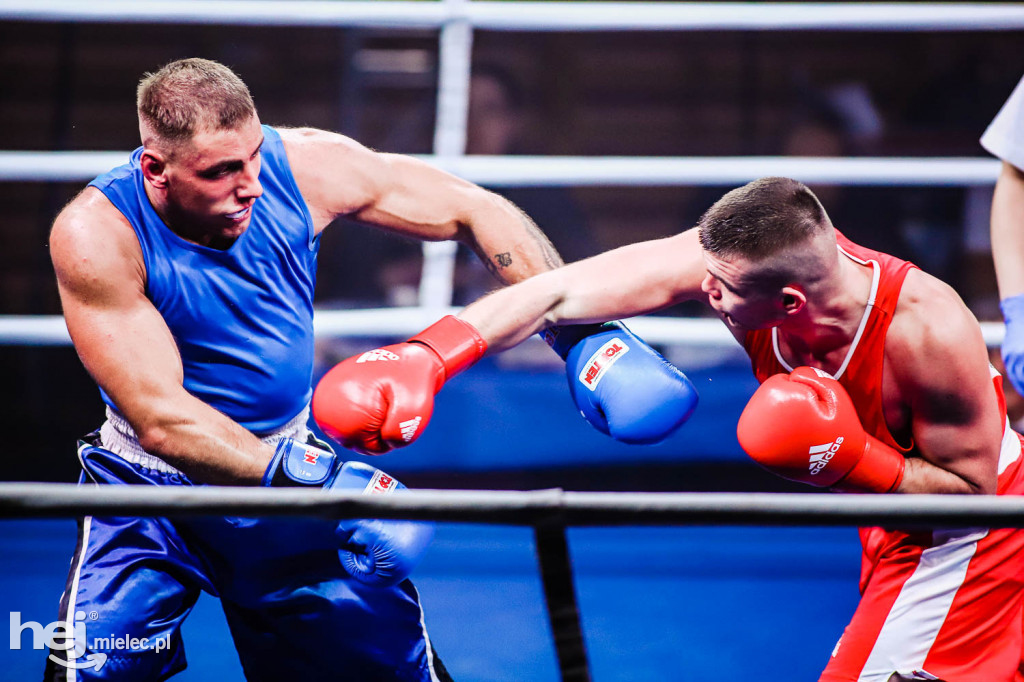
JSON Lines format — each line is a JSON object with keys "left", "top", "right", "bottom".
{"left": 742, "top": 232, "right": 916, "bottom": 454}
{"left": 742, "top": 232, "right": 1023, "bottom": 582}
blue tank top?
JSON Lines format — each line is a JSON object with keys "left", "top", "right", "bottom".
{"left": 89, "top": 125, "right": 320, "bottom": 434}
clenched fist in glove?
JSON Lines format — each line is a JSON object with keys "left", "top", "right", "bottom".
{"left": 312, "top": 316, "right": 487, "bottom": 455}
{"left": 544, "top": 321, "right": 699, "bottom": 444}
{"left": 736, "top": 366, "right": 905, "bottom": 493}
{"left": 263, "top": 438, "right": 433, "bottom": 587}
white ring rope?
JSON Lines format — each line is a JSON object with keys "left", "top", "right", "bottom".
{"left": 3, "top": 2, "right": 1024, "bottom": 31}
{"left": 0, "top": 311, "right": 1007, "bottom": 348}
{"left": 467, "top": 2, "right": 1024, "bottom": 32}
{"left": 3, "top": 484, "right": 1024, "bottom": 527}
{"left": 0, "top": 153, "right": 1001, "bottom": 186}
{"left": 432, "top": 156, "right": 1002, "bottom": 188}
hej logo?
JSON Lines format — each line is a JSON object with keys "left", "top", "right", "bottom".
{"left": 10, "top": 610, "right": 106, "bottom": 671}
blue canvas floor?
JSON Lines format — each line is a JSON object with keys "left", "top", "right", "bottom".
{"left": 1, "top": 520, "right": 862, "bottom": 681}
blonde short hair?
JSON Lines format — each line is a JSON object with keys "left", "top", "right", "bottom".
{"left": 137, "top": 58, "right": 255, "bottom": 148}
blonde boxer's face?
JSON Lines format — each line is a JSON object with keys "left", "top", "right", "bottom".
{"left": 162, "top": 114, "right": 265, "bottom": 246}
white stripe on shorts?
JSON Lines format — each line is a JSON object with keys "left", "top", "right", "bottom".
{"left": 857, "top": 527, "right": 988, "bottom": 681}
{"left": 58, "top": 514, "right": 92, "bottom": 682}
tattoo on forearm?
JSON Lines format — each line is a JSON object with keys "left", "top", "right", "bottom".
{"left": 478, "top": 199, "right": 565, "bottom": 283}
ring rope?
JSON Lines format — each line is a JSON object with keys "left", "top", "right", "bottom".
{"left": 4, "top": 484, "right": 1024, "bottom": 527}
{"left": 0, "top": 312, "right": 1006, "bottom": 348}
{"left": 0, "top": 153, "right": 1001, "bottom": 186}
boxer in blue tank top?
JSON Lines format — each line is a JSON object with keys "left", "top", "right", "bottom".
{"left": 47, "top": 58, "right": 565, "bottom": 681}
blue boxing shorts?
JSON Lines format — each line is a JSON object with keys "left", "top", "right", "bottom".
{"left": 44, "top": 433, "right": 451, "bottom": 682}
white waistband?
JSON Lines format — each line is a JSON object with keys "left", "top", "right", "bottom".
{"left": 98, "top": 406, "right": 312, "bottom": 475}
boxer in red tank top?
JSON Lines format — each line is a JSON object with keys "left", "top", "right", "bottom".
{"left": 740, "top": 233, "right": 1024, "bottom": 681}
{"left": 333, "top": 176, "right": 1024, "bottom": 680}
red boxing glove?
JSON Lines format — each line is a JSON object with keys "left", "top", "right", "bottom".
{"left": 312, "top": 316, "right": 487, "bottom": 455}
{"left": 736, "top": 366, "right": 905, "bottom": 493}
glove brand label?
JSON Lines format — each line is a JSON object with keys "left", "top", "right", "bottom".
{"left": 367, "top": 470, "right": 398, "bottom": 495}
{"left": 579, "top": 338, "right": 630, "bottom": 391}
{"left": 303, "top": 449, "right": 321, "bottom": 465}
{"left": 356, "top": 349, "right": 401, "bottom": 363}
{"left": 399, "top": 416, "right": 422, "bottom": 442}
{"left": 808, "top": 436, "right": 845, "bottom": 475}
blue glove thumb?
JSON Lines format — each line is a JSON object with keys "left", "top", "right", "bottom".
{"left": 331, "top": 461, "right": 434, "bottom": 588}
{"left": 559, "top": 322, "right": 699, "bottom": 444}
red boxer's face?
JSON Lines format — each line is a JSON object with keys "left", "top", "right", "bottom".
{"left": 701, "top": 251, "right": 783, "bottom": 332}
{"left": 146, "top": 114, "right": 265, "bottom": 248}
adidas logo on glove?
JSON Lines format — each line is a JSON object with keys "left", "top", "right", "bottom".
{"left": 808, "top": 437, "right": 845, "bottom": 475}
{"left": 356, "top": 349, "right": 401, "bottom": 363}
{"left": 399, "top": 417, "right": 422, "bottom": 442}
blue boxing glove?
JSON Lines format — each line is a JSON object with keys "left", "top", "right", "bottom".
{"left": 331, "top": 461, "right": 434, "bottom": 587}
{"left": 263, "top": 438, "right": 433, "bottom": 587}
{"left": 544, "top": 322, "right": 699, "bottom": 444}
{"left": 1001, "top": 294, "right": 1024, "bottom": 396}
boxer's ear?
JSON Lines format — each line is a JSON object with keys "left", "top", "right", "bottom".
{"left": 781, "top": 286, "right": 806, "bottom": 315}
{"left": 140, "top": 150, "right": 169, "bottom": 189}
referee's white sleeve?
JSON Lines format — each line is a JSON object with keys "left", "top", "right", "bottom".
{"left": 981, "top": 74, "right": 1024, "bottom": 169}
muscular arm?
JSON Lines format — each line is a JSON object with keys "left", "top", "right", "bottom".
{"left": 888, "top": 271, "right": 1002, "bottom": 494}
{"left": 282, "top": 127, "right": 562, "bottom": 284}
{"left": 991, "top": 161, "right": 1024, "bottom": 299}
{"left": 51, "top": 190, "right": 273, "bottom": 484}
{"left": 458, "top": 228, "right": 710, "bottom": 351}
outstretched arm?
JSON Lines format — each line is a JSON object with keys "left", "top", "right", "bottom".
{"left": 459, "top": 228, "right": 710, "bottom": 351}
{"left": 312, "top": 228, "right": 710, "bottom": 453}
{"left": 282, "top": 127, "right": 562, "bottom": 284}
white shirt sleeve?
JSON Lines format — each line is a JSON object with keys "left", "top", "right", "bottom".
{"left": 981, "top": 74, "right": 1024, "bottom": 169}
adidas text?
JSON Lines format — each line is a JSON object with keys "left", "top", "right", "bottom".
{"left": 808, "top": 437, "right": 844, "bottom": 475}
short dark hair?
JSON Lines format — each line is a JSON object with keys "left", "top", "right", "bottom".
{"left": 137, "top": 58, "right": 255, "bottom": 146}
{"left": 697, "top": 177, "right": 831, "bottom": 260}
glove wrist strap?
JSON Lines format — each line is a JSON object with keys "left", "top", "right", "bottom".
{"left": 833, "top": 434, "right": 906, "bottom": 494}
{"left": 409, "top": 315, "right": 487, "bottom": 380}
{"left": 262, "top": 438, "right": 339, "bottom": 487}
{"left": 542, "top": 321, "right": 626, "bottom": 359}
